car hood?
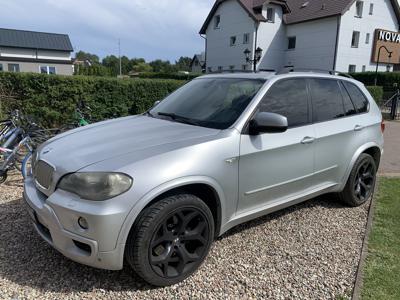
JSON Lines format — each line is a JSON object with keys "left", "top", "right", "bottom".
{"left": 37, "top": 115, "right": 221, "bottom": 173}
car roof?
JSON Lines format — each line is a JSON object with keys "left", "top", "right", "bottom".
{"left": 196, "top": 71, "right": 357, "bottom": 82}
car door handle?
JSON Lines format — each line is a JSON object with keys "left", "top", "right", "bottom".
{"left": 301, "top": 137, "right": 315, "bottom": 144}
{"left": 354, "top": 125, "right": 364, "bottom": 132}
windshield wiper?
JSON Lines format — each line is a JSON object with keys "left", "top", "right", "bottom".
{"left": 157, "top": 112, "right": 200, "bottom": 126}
{"left": 145, "top": 111, "right": 154, "bottom": 118}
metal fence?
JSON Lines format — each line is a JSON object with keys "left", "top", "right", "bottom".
{"left": 381, "top": 90, "right": 400, "bottom": 120}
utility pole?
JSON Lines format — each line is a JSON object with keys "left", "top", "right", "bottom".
{"left": 118, "top": 39, "right": 122, "bottom": 77}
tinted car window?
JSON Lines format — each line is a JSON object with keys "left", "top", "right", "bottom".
{"left": 342, "top": 81, "right": 369, "bottom": 113}
{"left": 309, "top": 79, "right": 345, "bottom": 122}
{"left": 259, "top": 79, "right": 309, "bottom": 127}
{"left": 340, "top": 82, "right": 357, "bottom": 116}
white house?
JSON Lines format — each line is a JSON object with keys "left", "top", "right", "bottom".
{"left": 0, "top": 28, "right": 74, "bottom": 75}
{"left": 200, "top": 0, "right": 400, "bottom": 73}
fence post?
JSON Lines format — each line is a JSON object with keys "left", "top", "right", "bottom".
{"left": 391, "top": 89, "right": 399, "bottom": 120}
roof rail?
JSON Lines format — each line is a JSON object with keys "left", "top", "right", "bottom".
{"left": 276, "top": 67, "right": 333, "bottom": 75}
{"left": 277, "top": 68, "right": 354, "bottom": 79}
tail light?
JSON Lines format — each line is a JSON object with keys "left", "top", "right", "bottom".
{"left": 381, "top": 120, "right": 386, "bottom": 133}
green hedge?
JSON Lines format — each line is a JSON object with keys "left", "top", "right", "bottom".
{"left": 366, "top": 86, "right": 384, "bottom": 105}
{"left": 351, "top": 72, "right": 400, "bottom": 90}
{"left": 0, "top": 72, "right": 185, "bottom": 127}
{"left": 138, "top": 72, "right": 201, "bottom": 80}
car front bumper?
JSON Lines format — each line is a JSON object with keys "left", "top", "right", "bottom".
{"left": 23, "top": 177, "right": 125, "bottom": 270}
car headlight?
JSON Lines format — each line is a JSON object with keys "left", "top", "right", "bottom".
{"left": 58, "top": 172, "right": 133, "bottom": 201}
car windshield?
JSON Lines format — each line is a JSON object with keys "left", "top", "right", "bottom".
{"left": 149, "top": 78, "right": 266, "bottom": 129}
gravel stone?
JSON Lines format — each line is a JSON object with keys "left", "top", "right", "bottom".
{"left": 0, "top": 172, "right": 368, "bottom": 299}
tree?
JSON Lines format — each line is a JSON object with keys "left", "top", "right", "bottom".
{"left": 149, "top": 60, "right": 177, "bottom": 73}
{"left": 131, "top": 62, "right": 153, "bottom": 73}
{"left": 102, "top": 55, "right": 120, "bottom": 76}
{"left": 75, "top": 51, "right": 100, "bottom": 64}
{"left": 175, "top": 56, "right": 192, "bottom": 72}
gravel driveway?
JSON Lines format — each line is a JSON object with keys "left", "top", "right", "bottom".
{"left": 0, "top": 172, "right": 369, "bottom": 300}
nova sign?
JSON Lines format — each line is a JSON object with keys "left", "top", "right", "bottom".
{"left": 372, "top": 29, "right": 400, "bottom": 64}
{"left": 378, "top": 30, "right": 400, "bottom": 43}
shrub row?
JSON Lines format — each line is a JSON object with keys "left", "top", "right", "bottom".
{"left": 0, "top": 72, "right": 185, "bottom": 127}
{"left": 138, "top": 72, "right": 201, "bottom": 80}
{"left": 351, "top": 72, "right": 400, "bottom": 90}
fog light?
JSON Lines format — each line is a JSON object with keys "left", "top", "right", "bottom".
{"left": 78, "top": 217, "right": 89, "bottom": 230}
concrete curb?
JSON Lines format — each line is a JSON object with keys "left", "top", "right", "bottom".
{"left": 351, "top": 177, "right": 379, "bottom": 300}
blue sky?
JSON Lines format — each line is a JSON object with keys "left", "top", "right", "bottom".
{"left": 1, "top": 0, "right": 215, "bottom": 62}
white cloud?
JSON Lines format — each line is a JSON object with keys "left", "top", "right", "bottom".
{"left": 0, "top": 0, "right": 214, "bottom": 61}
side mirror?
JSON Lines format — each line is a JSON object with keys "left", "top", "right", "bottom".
{"left": 249, "top": 112, "right": 288, "bottom": 135}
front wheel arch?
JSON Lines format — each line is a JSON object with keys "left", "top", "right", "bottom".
{"left": 116, "top": 177, "right": 226, "bottom": 255}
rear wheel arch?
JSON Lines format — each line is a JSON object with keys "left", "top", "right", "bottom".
{"left": 362, "top": 146, "right": 381, "bottom": 169}
{"left": 343, "top": 143, "right": 382, "bottom": 187}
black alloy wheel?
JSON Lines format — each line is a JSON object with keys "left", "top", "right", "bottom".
{"left": 149, "top": 208, "right": 209, "bottom": 278}
{"left": 339, "top": 153, "right": 377, "bottom": 207}
{"left": 353, "top": 159, "right": 375, "bottom": 202}
{"left": 126, "top": 194, "right": 214, "bottom": 286}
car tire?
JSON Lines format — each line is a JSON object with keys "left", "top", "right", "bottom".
{"left": 339, "top": 153, "right": 377, "bottom": 207}
{"left": 125, "top": 194, "right": 214, "bottom": 286}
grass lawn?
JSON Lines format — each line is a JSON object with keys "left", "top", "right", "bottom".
{"left": 361, "top": 178, "right": 400, "bottom": 300}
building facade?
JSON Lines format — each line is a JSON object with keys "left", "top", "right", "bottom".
{"left": 200, "top": 0, "right": 400, "bottom": 73}
{"left": 0, "top": 28, "right": 74, "bottom": 75}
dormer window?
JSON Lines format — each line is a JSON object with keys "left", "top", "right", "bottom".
{"left": 253, "top": 7, "right": 262, "bottom": 15}
{"left": 266, "top": 8, "right": 275, "bottom": 22}
{"left": 355, "top": 1, "right": 363, "bottom": 18}
{"left": 214, "top": 15, "right": 221, "bottom": 29}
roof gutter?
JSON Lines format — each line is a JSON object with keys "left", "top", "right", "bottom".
{"left": 333, "top": 15, "right": 341, "bottom": 71}
{"left": 200, "top": 34, "right": 207, "bottom": 71}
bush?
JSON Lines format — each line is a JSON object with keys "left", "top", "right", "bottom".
{"left": 138, "top": 72, "right": 201, "bottom": 80}
{"left": 351, "top": 72, "right": 400, "bottom": 90}
{"left": 0, "top": 72, "right": 185, "bottom": 127}
{"left": 366, "top": 86, "right": 384, "bottom": 105}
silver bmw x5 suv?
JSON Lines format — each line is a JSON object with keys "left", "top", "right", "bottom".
{"left": 24, "top": 71, "right": 384, "bottom": 286}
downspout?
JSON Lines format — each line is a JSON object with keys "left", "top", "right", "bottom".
{"left": 254, "top": 22, "right": 259, "bottom": 72}
{"left": 200, "top": 34, "right": 207, "bottom": 72}
{"left": 333, "top": 15, "right": 341, "bottom": 71}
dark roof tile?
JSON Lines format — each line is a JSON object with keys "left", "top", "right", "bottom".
{"left": 0, "top": 28, "right": 73, "bottom": 51}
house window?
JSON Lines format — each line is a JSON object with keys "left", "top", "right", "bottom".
{"left": 243, "top": 33, "right": 250, "bottom": 44}
{"left": 40, "top": 66, "right": 56, "bottom": 74}
{"left": 355, "top": 1, "right": 364, "bottom": 18}
{"left": 351, "top": 31, "right": 360, "bottom": 48}
{"left": 369, "top": 3, "right": 374, "bottom": 15}
{"left": 230, "top": 36, "right": 237, "bottom": 46}
{"left": 366, "top": 33, "right": 370, "bottom": 44}
{"left": 288, "top": 37, "right": 296, "bottom": 49}
{"left": 362, "top": 65, "right": 366, "bottom": 72}
{"left": 214, "top": 15, "right": 221, "bottom": 29}
{"left": 349, "top": 65, "right": 356, "bottom": 73}
{"left": 8, "top": 64, "right": 20, "bottom": 72}
{"left": 0, "top": 64, "right": 3, "bottom": 72}
{"left": 266, "top": 8, "right": 275, "bottom": 22}
{"left": 218, "top": 66, "right": 223, "bottom": 72}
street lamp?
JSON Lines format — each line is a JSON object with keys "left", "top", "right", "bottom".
{"left": 375, "top": 45, "right": 393, "bottom": 86}
{"left": 244, "top": 47, "right": 263, "bottom": 72}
